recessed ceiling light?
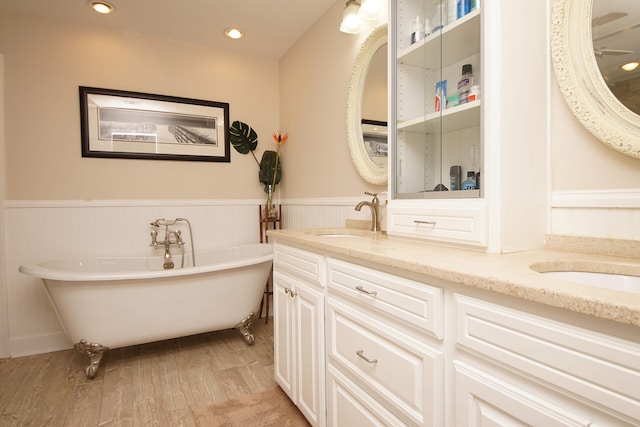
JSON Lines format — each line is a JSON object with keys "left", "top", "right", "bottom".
{"left": 89, "top": 1, "right": 115, "bottom": 14}
{"left": 621, "top": 62, "right": 639, "bottom": 72}
{"left": 225, "top": 28, "right": 244, "bottom": 40}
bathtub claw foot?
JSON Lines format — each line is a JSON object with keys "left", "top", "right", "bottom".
{"left": 74, "top": 339, "right": 109, "bottom": 379}
{"left": 235, "top": 312, "right": 257, "bottom": 346}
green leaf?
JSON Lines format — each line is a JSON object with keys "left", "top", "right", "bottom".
{"left": 259, "top": 150, "right": 281, "bottom": 192}
{"left": 229, "top": 121, "right": 258, "bottom": 154}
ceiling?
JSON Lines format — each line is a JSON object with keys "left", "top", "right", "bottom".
{"left": 0, "top": 0, "right": 337, "bottom": 59}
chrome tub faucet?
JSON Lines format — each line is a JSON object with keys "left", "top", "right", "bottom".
{"left": 150, "top": 218, "right": 193, "bottom": 269}
{"left": 355, "top": 191, "right": 380, "bottom": 232}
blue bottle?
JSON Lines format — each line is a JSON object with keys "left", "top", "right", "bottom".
{"left": 457, "top": 0, "right": 471, "bottom": 18}
{"left": 462, "top": 171, "right": 476, "bottom": 190}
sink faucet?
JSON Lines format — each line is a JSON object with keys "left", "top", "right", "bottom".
{"left": 355, "top": 192, "right": 379, "bottom": 232}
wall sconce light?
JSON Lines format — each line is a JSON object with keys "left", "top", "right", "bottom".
{"left": 89, "top": 1, "right": 115, "bottom": 14}
{"left": 340, "top": 0, "right": 387, "bottom": 34}
{"left": 340, "top": 0, "right": 362, "bottom": 34}
{"left": 360, "top": 0, "right": 385, "bottom": 21}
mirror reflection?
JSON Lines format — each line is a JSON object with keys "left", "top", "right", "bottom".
{"left": 361, "top": 45, "right": 388, "bottom": 169}
{"left": 592, "top": 0, "right": 640, "bottom": 115}
{"left": 346, "top": 24, "right": 388, "bottom": 184}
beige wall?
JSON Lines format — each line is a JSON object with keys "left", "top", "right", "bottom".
{"left": 2, "top": 1, "right": 639, "bottom": 202}
{"left": 0, "top": 11, "right": 279, "bottom": 200}
{"left": 550, "top": 83, "right": 640, "bottom": 191}
{"left": 279, "top": 1, "right": 388, "bottom": 199}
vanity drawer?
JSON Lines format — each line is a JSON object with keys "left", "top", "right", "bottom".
{"left": 327, "top": 364, "right": 407, "bottom": 427}
{"left": 327, "top": 258, "right": 443, "bottom": 339}
{"left": 455, "top": 294, "right": 640, "bottom": 422}
{"left": 326, "top": 298, "right": 444, "bottom": 426}
{"left": 387, "top": 205, "right": 487, "bottom": 246}
{"left": 274, "top": 243, "right": 325, "bottom": 287}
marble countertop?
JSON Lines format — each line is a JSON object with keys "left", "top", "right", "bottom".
{"left": 268, "top": 228, "right": 640, "bottom": 327}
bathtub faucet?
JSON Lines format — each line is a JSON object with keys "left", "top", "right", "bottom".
{"left": 150, "top": 220, "right": 186, "bottom": 270}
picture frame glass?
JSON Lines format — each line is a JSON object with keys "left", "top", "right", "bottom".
{"left": 80, "top": 87, "right": 230, "bottom": 162}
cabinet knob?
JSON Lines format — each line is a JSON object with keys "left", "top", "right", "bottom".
{"left": 356, "top": 350, "right": 378, "bottom": 364}
{"left": 355, "top": 285, "right": 378, "bottom": 297}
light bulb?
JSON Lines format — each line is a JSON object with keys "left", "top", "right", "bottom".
{"left": 90, "top": 1, "right": 114, "bottom": 14}
{"left": 340, "top": 0, "right": 362, "bottom": 34}
{"left": 360, "top": 0, "right": 385, "bottom": 20}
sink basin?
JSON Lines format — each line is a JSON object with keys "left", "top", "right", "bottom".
{"left": 541, "top": 271, "right": 640, "bottom": 294}
{"left": 305, "top": 229, "right": 366, "bottom": 238}
{"left": 314, "top": 234, "right": 362, "bottom": 238}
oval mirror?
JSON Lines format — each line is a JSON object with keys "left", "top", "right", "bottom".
{"left": 551, "top": 0, "right": 640, "bottom": 159}
{"left": 346, "top": 24, "right": 388, "bottom": 184}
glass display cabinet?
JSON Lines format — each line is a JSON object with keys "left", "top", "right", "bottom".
{"left": 393, "top": 0, "right": 481, "bottom": 199}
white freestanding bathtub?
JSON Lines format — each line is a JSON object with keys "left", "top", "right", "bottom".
{"left": 19, "top": 243, "right": 273, "bottom": 378}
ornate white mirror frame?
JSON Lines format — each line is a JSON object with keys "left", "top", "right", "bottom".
{"left": 346, "top": 24, "right": 388, "bottom": 184}
{"left": 551, "top": 0, "right": 640, "bottom": 159}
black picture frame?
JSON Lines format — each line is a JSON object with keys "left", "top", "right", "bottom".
{"left": 79, "top": 86, "right": 230, "bottom": 162}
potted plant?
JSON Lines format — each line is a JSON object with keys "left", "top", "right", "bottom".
{"left": 230, "top": 120, "right": 288, "bottom": 220}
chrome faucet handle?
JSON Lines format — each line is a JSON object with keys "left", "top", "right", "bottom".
{"left": 150, "top": 230, "right": 158, "bottom": 248}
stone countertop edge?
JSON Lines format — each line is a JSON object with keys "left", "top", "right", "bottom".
{"left": 267, "top": 228, "right": 640, "bottom": 328}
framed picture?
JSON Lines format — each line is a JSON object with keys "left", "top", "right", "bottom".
{"left": 79, "top": 87, "right": 230, "bottom": 162}
{"left": 362, "top": 119, "right": 387, "bottom": 168}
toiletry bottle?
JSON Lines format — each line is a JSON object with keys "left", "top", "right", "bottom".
{"left": 457, "top": 0, "right": 471, "bottom": 18}
{"left": 431, "top": 1, "right": 444, "bottom": 33}
{"left": 411, "top": 15, "right": 422, "bottom": 44}
{"left": 457, "top": 64, "right": 473, "bottom": 104}
{"left": 447, "top": 0, "right": 457, "bottom": 24}
{"left": 462, "top": 171, "right": 476, "bottom": 190}
{"left": 450, "top": 165, "right": 462, "bottom": 190}
{"left": 468, "top": 85, "right": 480, "bottom": 102}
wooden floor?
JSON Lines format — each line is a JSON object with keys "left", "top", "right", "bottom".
{"left": 0, "top": 319, "right": 276, "bottom": 426}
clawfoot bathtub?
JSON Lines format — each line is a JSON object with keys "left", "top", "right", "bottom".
{"left": 20, "top": 243, "right": 273, "bottom": 378}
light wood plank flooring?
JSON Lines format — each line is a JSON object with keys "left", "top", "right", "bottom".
{"left": 0, "top": 319, "right": 276, "bottom": 426}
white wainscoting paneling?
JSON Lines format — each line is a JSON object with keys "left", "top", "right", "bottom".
{"left": 4, "top": 197, "right": 369, "bottom": 356}
{"left": 550, "top": 190, "right": 640, "bottom": 240}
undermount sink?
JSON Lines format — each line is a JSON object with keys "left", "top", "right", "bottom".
{"left": 305, "top": 229, "right": 366, "bottom": 238}
{"left": 540, "top": 271, "right": 640, "bottom": 294}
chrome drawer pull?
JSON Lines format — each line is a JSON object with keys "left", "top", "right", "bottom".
{"left": 355, "top": 285, "right": 377, "bottom": 296}
{"left": 356, "top": 350, "right": 377, "bottom": 364}
{"left": 414, "top": 220, "right": 436, "bottom": 225}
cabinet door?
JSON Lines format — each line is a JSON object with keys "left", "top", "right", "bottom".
{"left": 273, "top": 270, "right": 326, "bottom": 427}
{"left": 392, "top": 0, "right": 481, "bottom": 198}
{"left": 294, "top": 282, "right": 325, "bottom": 427}
{"left": 454, "top": 361, "right": 593, "bottom": 427}
{"left": 273, "top": 271, "right": 296, "bottom": 401}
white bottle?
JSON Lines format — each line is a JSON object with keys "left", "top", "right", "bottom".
{"left": 431, "top": 1, "right": 444, "bottom": 33}
{"left": 411, "top": 15, "right": 423, "bottom": 44}
{"left": 447, "top": 0, "right": 457, "bottom": 24}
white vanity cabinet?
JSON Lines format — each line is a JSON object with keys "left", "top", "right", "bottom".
{"left": 272, "top": 244, "right": 326, "bottom": 427}
{"left": 325, "top": 259, "right": 445, "bottom": 426}
{"left": 272, "top": 242, "right": 640, "bottom": 426}
{"left": 453, "top": 294, "right": 640, "bottom": 426}
{"left": 388, "top": 0, "right": 548, "bottom": 252}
